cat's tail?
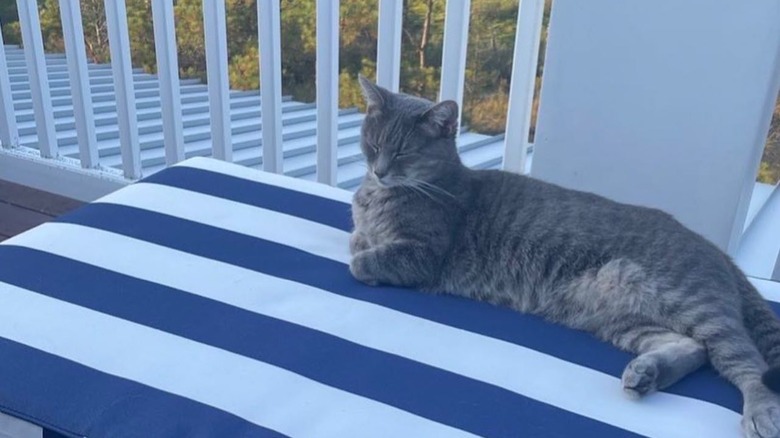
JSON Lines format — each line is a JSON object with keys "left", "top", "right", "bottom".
{"left": 739, "top": 276, "right": 780, "bottom": 391}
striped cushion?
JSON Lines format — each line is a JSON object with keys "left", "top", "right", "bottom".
{"left": 0, "top": 157, "right": 769, "bottom": 437}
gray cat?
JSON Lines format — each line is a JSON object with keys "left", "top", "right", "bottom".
{"left": 349, "top": 76, "right": 780, "bottom": 438}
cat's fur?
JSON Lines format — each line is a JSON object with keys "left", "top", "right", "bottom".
{"left": 350, "top": 75, "right": 780, "bottom": 438}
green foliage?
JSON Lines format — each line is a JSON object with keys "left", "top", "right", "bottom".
{"left": 38, "top": 0, "right": 64, "bottom": 54}
{"left": 278, "top": 0, "right": 316, "bottom": 99}
{"left": 126, "top": 0, "right": 156, "bottom": 73}
{"left": 0, "top": 2, "right": 21, "bottom": 45}
{"left": 466, "top": 84, "right": 510, "bottom": 135}
{"left": 173, "top": 0, "right": 206, "bottom": 83}
{"left": 229, "top": 44, "right": 259, "bottom": 90}
{"left": 758, "top": 95, "right": 780, "bottom": 185}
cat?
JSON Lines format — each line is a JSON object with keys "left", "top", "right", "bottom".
{"left": 349, "top": 75, "right": 780, "bottom": 438}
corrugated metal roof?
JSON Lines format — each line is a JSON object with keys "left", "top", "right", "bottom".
{"left": 4, "top": 45, "right": 506, "bottom": 191}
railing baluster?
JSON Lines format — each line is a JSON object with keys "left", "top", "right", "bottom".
{"left": 258, "top": 0, "right": 283, "bottom": 173}
{"left": 105, "top": 0, "right": 141, "bottom": 179}
{"left": 16, "top": 0, "right": 58, "bottom": 158}
{"left": 502, "top": 0, "right": 545, "bottom": 174}
{"left": 151, "top": 0, "right": 185, "bottom": 165}
{"left": 204, "top": 0, "right": 232, "bottom": 162}
{"left": 376, "top": 0, "right": 403, "bottom": 92}
{"left": 59, "top": 0, "right": 99, "bottom": 168}
{"left": 316, "top": 0, "right": 339, "bottom": 186}
{"left": 439, "top": 0, "right": 471, "bottom": 133}
{"left": 0, "top": 32, "right": 19, "bottom": 149}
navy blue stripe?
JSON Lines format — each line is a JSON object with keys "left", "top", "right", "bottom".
{"left": 0, "top": 246, "right": 636, "bottom": 438}
{"left": 56, "top": 203, "right": 745, "bottom": 413}
{"left": 42, "top": 429, "right": 68, "bottom": 438}
{"left": 142, "top": 166, "right": 353, "bottom": 231}
{"left": 0, "top": 337, "right": 283, "bottom": 438}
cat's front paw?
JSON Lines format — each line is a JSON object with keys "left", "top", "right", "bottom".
{"left": 349, "top": 252, "right": 380, "bottom": 286}
{"left": 743, "top": 397, "right": 780, "bottom": 438}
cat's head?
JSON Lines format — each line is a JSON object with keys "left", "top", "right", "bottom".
{"left": 358, "top": 75, "right": 461, "bottom": 187}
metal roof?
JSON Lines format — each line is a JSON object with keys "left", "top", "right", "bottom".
{"left": 5, "top": 44, "right": 506, "bottom": 191}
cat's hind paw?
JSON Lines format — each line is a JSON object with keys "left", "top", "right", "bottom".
{"left": 621, "top": 357, "right": 660, "bottom": 398}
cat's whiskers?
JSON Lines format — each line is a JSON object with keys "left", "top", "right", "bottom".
{"left": 407, "top": 177, "right": 455, "bottom": 199}
{"left": 394, "top": 176, "right": 455, "bottom": 201}
{"left": 382, "top": 176, "right": 436, "bottom": 202}
{"left": 396, "top": 178, "right": 447, "bottom": 204}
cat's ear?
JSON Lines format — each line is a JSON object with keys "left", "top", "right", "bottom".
{"left": 418, "top": 100, "right": 459, "bottom": 138}
{"left": 358, "top": 74, "right": 387, "bottom": 113}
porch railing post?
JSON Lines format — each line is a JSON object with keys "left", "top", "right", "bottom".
{"left": 439, "top": 0, "right": 471, "bottom": 136}
{"left": 59, "top": 0, "right": 99, "bottom": 169}
{"left": 376, "top": 0, "right": 403, "bottom": 92}
{"left": 502, "top": 0, "right": 545, "bottom": 174}
{"left": 316, "top": 0, "right": 339, "bottom": 186}
{"left": 0, "top": 32, "right": 18, "bottom": 149}
{"left": 16, "top": 0, "right": 58, "bottom": 158}
{"left": 104, "top": 0, "right": 142, "bottom": 179}
{"left": 258, "top": 0, "right": 284, "bottom": 173}
{"left": 204, "top": 0, "right": 233, "bottom": 162}
{"left": 151, "top": 0, "right": 186, "bottom": 165}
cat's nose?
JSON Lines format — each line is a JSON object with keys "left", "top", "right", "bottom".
{"left": 373, "top": 168, "right": 387, "bottom": 179}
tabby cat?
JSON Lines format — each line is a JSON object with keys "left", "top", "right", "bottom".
{"left": 349, "top": 76, "right": 780, "bottom": 438}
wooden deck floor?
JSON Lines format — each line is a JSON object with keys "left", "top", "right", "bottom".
{"left": 0, "top": 180, "right": 84, "bottom": 241}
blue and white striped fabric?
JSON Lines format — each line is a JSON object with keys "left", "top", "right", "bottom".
{"left": 0, "top": 157, "right": 777, "bottom": 437}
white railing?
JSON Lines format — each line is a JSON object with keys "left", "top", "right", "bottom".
{"left": 203, "top": 0, "right": 231, "bottom": 162}
{"left": 0, "top": 22, "right": 18, "bottom": 149}
{"left": 258, "top": 0, "right": 284, "bottom": 174}
{"left": 316, "top": 1, "right": 340, "bottom": 185}
{"left": 375, "top": 0, "right": 403, "bottom": 92}
{"left": 60, "top": 0, "right": 98, "bottom": 169}
{"left": 0, "top": 0, "right": 544, "bottom": 193}
{"left": 16, "top": 0, "right": 57, "bottom": 158}
{"left": 104, "top": 0, "right": 141, "bottom": 179}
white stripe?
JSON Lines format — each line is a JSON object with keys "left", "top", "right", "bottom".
{"left": 8, "top": 222, "right": 742, "bottom": 438}
{"left": 0, "top": 282, "right": 472, "bottom": 438}
{"left": 0, "top": 412, "right": 41, "bottom": 438}
{"left": 94, "top": 182, "right": 352, "bottom": 264}
{"left": 174, "top": 157, "right": 354, "bottom": 204}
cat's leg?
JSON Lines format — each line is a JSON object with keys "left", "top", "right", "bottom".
{"left": 620, "top": 333, "right": 706, "bottom": 398}
{"left": 350, "top": 231, "right": 371, "bottom": 255}
{"left": 599, "top": 317, "right": 706, "bottom": 397}
{"left": 349, "top": 241, "right": 437, "bottom": 287}
{"left": 688, "top": 313, "right": 780, "bottom": 438}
